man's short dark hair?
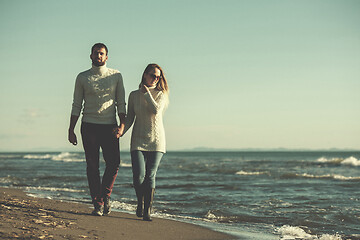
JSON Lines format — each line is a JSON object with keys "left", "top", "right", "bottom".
{"left": 91, "top": 43, "right": 108, "bottom": 55}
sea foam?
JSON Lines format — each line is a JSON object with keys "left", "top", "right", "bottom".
{"left": 341, "top": 156, "right": 360, "bottom": 166}
{"left": 236, "top": 170, "right": 267, "bottom": 175}
{"left": 317, "top": 156, "right": 360, "bottom": 167}
{"left": 24, "top": 152, "right": 84, "bottom": 162}
{"left": 298, "top": 173, "right": 360, "bottom": 181}
{"left": 120, "top": 162, "right": 132, "bottom": 168}
{"left": 25, "top": 186, "right": 85, "bottom": 193}
{"left": 51, "top": 152, "right": 84, "bottom": 162}
{"left": 24, "top": 154, "right": 53, "bottom": 159}
{"left": 277, "top": 225, "right": 342, "bottom": 240}
{"left": 111, "top": 200, "right": 136, "bottom": 212}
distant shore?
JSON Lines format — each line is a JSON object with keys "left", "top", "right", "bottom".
{"left": 0, "top": 187, "right": 234, "bottom": 240}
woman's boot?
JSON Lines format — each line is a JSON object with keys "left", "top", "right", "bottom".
{"left": 134, "top": 186, "right": 144, "bottom": 217}
{"left": 143, "top": 188, "right": 155, "bottom": 221}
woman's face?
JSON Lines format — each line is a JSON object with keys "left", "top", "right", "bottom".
{"left": 144, "top": 68, "right": 161, "bottom": 87}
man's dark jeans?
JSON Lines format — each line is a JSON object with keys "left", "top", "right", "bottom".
{"left": 81, "top": 122, "right": 120, "bottom": 206}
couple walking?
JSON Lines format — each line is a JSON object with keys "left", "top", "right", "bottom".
{"left": 68, "top": 43, "right": 169, "bottom": 221}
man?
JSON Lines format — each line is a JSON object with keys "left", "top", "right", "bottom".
{"left": 68, "top": 43, "right": 126, "bottom": 216}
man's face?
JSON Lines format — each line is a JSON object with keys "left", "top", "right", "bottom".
{"left": 90, "top": 47, "right": 108, "bottom": 66}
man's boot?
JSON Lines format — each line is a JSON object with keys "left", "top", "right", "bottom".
{"left": 92, "top": 202, "right": 104, "bottom": 216}
{"left": 143, "top": 188, "right": 155, "bottom": 221}
{"left": 103, "top": 196, "right": 111, "bottom": 215}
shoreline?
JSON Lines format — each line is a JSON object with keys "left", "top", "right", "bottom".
{"left": 0, "top": 187, "right": 235, "bottom": 240}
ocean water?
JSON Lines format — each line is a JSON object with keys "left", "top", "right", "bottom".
{"left": 0, "top": 151, "right": 359, "bottom": 239}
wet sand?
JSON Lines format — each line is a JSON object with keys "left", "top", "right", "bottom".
{"left": 0, "top": 187, "right": 234, "bottom": 239}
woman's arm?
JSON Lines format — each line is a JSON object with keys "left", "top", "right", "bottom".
{"left": 122, "top": 92, "right": 135, "bottom": 135}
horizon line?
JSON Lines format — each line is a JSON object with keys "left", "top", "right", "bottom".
{"left": 1, "top": 147, "right": 360, "bottom": 153}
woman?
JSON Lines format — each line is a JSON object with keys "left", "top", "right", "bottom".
{"left": 123, "top": 63, "right": 169, "bottom": 221}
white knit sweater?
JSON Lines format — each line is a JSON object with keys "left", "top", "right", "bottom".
{"left": 124, "top": 87, "right": 168, "bottom": 153}
{"left": 71, "top": 64, "right": 126, "bottom": 124}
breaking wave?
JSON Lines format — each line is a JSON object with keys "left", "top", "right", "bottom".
{"left": 25, "top": 186, "right": 85, "bottom": 193}
{"left": 296, "top": 173, "right": 360, "bottom": 181}
{"left": 24, "top": 152, "right": 84, "bottom": 162}
{"left": 120, "top": 162, "right": 132, "bottom": 168}
{"left": 277, "top": 225, "right": 343, "bottom": 240}
{"left": 317, "top": 156, "right": 360, "bottom": 167}
{"left": 235, "top": 170, "right": 267, "bottom": 175}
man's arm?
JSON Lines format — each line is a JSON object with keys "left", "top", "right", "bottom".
{"left": 69, "top": 74, "right": 83, "bottom": 146}
{"left": 68, "top": 115, "right": 79, "bottom": 145}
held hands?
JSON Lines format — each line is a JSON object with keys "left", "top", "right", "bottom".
{"left": 113, "top": 125, "right": 124, "bottom": 138}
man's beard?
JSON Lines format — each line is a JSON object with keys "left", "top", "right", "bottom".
{"left": 92, "top": 59, "right": 106, "bottom": 67}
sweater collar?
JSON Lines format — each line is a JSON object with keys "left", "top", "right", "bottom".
{"left": 91, "top": 63, "right": 108, "bottom": 75}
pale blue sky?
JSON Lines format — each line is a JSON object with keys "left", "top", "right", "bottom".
{"left": 0, "top": 0, "right": 359, "bottom": 151}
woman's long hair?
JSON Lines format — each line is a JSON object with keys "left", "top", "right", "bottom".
{"left": 140, "top": 63, "right": 169, "bottom": 93}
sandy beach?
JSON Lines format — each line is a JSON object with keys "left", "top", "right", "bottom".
{"left": 0, "top": 187, "right": 234, "bottom": 240}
